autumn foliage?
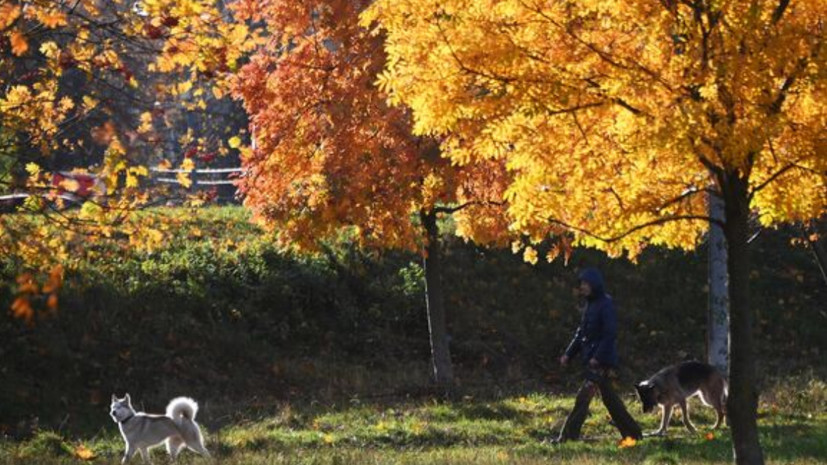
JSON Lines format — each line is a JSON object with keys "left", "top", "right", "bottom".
{"left": 230, "top": 0, "right": 511, "bottom": 252}
{"left": 1, "top": 0, "right": 256, "bottom": 319}
{"left": 1, "top": 2, "right": 826, "bottom": 463}
{"left": 364, "top": 0, "right": 824, "bottom": 257}
{"left": 364, "top": 1, "right": 825, "bottom": 463}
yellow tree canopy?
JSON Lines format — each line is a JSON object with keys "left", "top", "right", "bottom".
{"left": 364, "top": 0, "right": 827, "bottom": 258}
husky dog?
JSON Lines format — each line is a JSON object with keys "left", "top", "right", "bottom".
{"left": 109, "top": 394, "right": 210, "bottom": 463}
{"left": 635, "top": 361, "right": 728, "bottom": 436}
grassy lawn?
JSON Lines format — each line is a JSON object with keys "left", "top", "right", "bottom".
{"left": 2, "top": 207, "right": 825, "bottom": 464}
{"left": 3, "top": 392, "right": 825, "bottom": 464}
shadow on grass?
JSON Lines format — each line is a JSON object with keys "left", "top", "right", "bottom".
{"left": 213, "top": 417, "right": 827, "bottom": 464}
{"left": 5, "top": 400, "right": 825, "bottom": 465}
{"left": 522, "top": 420, "right": 827, "bottom": 464}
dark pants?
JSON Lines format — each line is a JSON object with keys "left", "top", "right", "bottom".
{"left": 557, "top": 368, "right": 642, "bottom": 441}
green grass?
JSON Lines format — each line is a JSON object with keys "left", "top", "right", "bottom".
{"left": 3, "top": 392, "right": 826, "bottom": 464}
{"left": 2, "top": 206, "right": 826, "bottom": 463}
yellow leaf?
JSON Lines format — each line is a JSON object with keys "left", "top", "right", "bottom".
{"left": 60, "top": 178, "right": 81, "bottom": 192}
{"left": 130, "top": 166, "right": 149, "bottom": 177}
{"left": 58, "top": 97, "right": 74, "bottom": 112}
{"left": 699, "top": 83, "right": 718, "bottom": 100}
{"left": 177, "top": 80, "right": 193, "bottom": 95}
{"left": 228, "top": 136, "right": 242, "bottom": 149}
{"left": 126, "top": 174, "right": 139, "bottom": 188}
{"left": 82, "top": 96, "right": 99, "bottom": 111}
{"left": 25, "top": 163, "right": 41, "bottom": 176}
{"left": 138, "top": 112, "right": 153, "bottom": 134}
{"left": 523, "top": 246, "right": 538, "bottom": 265}
{"left": 10, "top": 30, "right": 28, "bottom": 56}
{"left": 79, "top": 201, "right": 102, "bottom": 219}
{"left": 39, "top": 41, "right": 59, "bottom": 58}
{"left": 177, "top": 172, "right": 193, "bottom": 188}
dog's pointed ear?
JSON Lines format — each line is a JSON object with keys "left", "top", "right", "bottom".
{"left": 111, "top": 394, "right": 117, "bottom": 403}
{"left": 125, "top": 393, "right": 131, "bottom": 404}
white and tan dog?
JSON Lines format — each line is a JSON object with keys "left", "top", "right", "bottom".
{"left": 109, "top": 394, "right": 210, "bottom": 463}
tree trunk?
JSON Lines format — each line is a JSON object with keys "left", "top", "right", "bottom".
{"left": 722, "top": 175, "right": 764, "bottom": 465}
{"left": 807, "top": 217, "right": 827, "bottom": 287}
{"left": 708, "top": 192, "right": 729, "bottom": 373}
{"left": 421, "top": 210, "right": 454, "bottom": 386}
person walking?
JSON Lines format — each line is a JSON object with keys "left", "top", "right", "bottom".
{"left": 555, "top": 268, "right": 642, "bottom": 443}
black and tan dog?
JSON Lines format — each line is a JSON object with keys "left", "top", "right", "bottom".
{"left": 635, "top": 361, "right": 728, "bottom": 436}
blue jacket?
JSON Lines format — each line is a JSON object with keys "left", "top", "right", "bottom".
{"left": 564, "top": 269, "right": 619, "bottom": 367}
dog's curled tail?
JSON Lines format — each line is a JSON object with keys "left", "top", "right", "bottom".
{"left": 166, "top": 397, "right": 199, "bottom": 421}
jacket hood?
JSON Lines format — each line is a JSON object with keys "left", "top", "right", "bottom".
{"left": 579, "top": 268, "right": 605, "bottom": 299}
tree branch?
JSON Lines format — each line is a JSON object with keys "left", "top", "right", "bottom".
{"left": 655, "top": 186, "right": 712, "bottom": 213}
{"left": 546, "top": 213, "right": 719, "bottom": 244}
{"left": 748, "top": 163, "right": 797, "bottom": 200}
{"left": 772, "top": 0, "right": 791, "bottom": 24}
{"left": 433, "top": 199, "right": 505, "bottom": 215}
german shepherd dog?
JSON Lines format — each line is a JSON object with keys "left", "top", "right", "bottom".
{"left": 110, "top": 394, "right": 210, "bottom": 463}
{"left": 635, "top": 361, "right": 728, "bottom": 436}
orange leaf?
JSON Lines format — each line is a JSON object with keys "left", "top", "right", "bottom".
{"left": 42, "top": 265, "right": 64, "bottom": 293}
{"left": 706, "top": 432, "right": 715, "bottom": 441}
{"left": 16, "top": 273, "right": 38, "bottom": 294}
{"left": 0, "top": 4, "right": 22, "bottom": 29}
{"left": 618, "top": 436, "right": 637, "bottom": 449}
{"left": 74, "top": 444, "right": 96, "bottom": 460}
{"left": 10, "top": 296, "right": 34, "bottom": 324}
{"left": 38, "top": 10, "right": 68, "bottom": 28}
{"left": 47, "top": 294, "right": 59, "bottom": 311}
{"left": 10, "top": 30, "right": 28, "bottom": 56}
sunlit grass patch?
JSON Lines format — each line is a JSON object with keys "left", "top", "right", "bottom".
{"left": 3, "top": 389, "right": 827, "bottom": 464}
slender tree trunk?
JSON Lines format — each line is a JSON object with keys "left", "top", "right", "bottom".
{"left": 807, "top": 217, "right": 827, "bottom": 287}
{"left": 708, "top": 192, "right": 729, "bottom": 373}
{"left": 722, "top": 175, "right": 764, "bottom": 465}
{"left": 421, "top": 210, "right": 454, "bottom": 386}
